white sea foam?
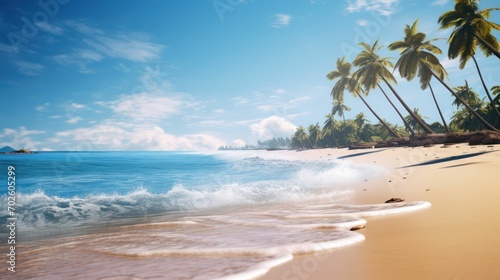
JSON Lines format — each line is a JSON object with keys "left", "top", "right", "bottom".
{"left": 0, "top": 158, "right": 382, "bottom": 232}
{"left": 16, "top": 200, "right": 430, "bottom": 280}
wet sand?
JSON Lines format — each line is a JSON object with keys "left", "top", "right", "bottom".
{"left": 262, "top": 144, "right": 500, "bottom": 280}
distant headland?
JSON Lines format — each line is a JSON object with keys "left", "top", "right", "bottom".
{"left": 0, "top": 146, "right": 33, "bottom": 154}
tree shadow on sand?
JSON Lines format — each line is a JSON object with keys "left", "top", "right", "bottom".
{"left": 336, "top": 149, "right": 387, "bottom": 159}
{"left": 399, "top": 150, "right": 498, "bottom": 168}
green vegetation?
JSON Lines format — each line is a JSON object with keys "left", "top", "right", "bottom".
{"left": 219, "top": 137, "right": 292, "bottom": 150}
{"left": 292, "top": 0, "right": 499, "bottom": 149}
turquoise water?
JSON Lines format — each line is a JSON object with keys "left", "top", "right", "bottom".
{"left": 0, "top": 151, "right": 362, "bottom": 233}
{"left": 0, "top": 150, "right": 431, "bottom": 279}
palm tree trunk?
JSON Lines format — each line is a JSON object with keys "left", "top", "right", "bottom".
{"left": 377, "top": 83, "right": 416, "bottom": 136}
{"left": 474, "top": 34, "right": 500, "bottom": 60}
{"left": 380, "top": 76, "right": 435, "bottom": 134}
{"left": 471, "top": 55, "right": 500, "bottom": 119}
{"left": 423, "top": 63, "right": 500, "bottom": 132}
{"left": 428, "top": 83, "right": 450, "bottom": 133}
{"left": 357, "top": 93, "right": 400, "bottom": 138}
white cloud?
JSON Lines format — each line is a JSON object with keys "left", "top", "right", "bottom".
{"left": 55, "top": 124, "right": 225, "bottom": 151}
{"left": 84, "top": 35, "right": 164, "bottom": 62}
{"left": 76, "top": 49, "right": 103, "bottom": 62}
{"left": 356, "top": 19, "right": 368, "bottom": 26}
{"left": 440, "top": 58, "right": 459, "bottom": 73}
{"left": 71, "top": 103, "right": 87, "bottom": 109}
{"left": 64, "top": 20, "right": 104, "bottom": 35}
{"left": 271, "top": 14, "right": 292, "bottom": 28}
{"left": 250, "top": 116, "right": 297, "bottom": 140}
{"left": 0, "top": 127, "right": 45, "bottom": 150}
{"left": 115, "top": 63, "right": 130, "bottom": 72}
{"left": 15, "top": 61, "right": 44, "bottom": 76}
{"left": 289, "top": 96, "right": 312, "bottom": 104}
{"left": 430, "top": 0, "right": 449, "bottom": 6}
{"left": 233, "top": 139, "right": 246, "bottom": 147}
{"left": 52, "top": 19, "right": 165, "bottom": 73}
{"left": 36, "top": 103, "right": 50, "bottom": 112}
{"left": 35, "top": 22, "right": 65, "bottom": 35}
{"left": 346, "top": 0, "right": 400, "bottom": 16}
{"left": 66, "top": 116, "right": 83, "bottom": 124}
{"left": 105, "top": 93, "right": 183, "bottom": 121}
{"left": 273, "top": 88, "right": 286, "bottom": 94}
{"left": 232, "top": 97, "right": 249, "bottom": 105}
{"left": 0, "top": 43, "right": 15, "bottom": 53}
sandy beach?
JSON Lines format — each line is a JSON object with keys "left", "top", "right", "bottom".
{"left": 262, "top": 143, "right": 500, "bottom": 280}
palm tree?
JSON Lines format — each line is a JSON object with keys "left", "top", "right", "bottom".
{"left": 353, "top": 39, "right": 435, "bottom": 134}
{"left": 438, "top": 0, "right": 500, "bottom": 118}
{"left": 354, "top": 112, "right": 368, "bottom": 131}
{"left": 417, "top": 56, "right": 499, "bottom": 131}
{"left": 327, "top": 56, "right": 400, "bottom": 138}
{"left": 308, "top": 123, "right": 323, "bottom": 148}
{"left": 453, "top": 81, "right": 481, "bottom": 108}
{"left": 388, "top": 19, "right": 450, "bottom": 133}
{"left": 291, "top": 126, "right": 312, "bottom": 149}
{"left": 404, "top": 108, "right": 430, "bottom": 134}
{"left": 323, "top": 113, "right": 340, "bottom": 147}
{"left": 492, "top": 85, "right": 500, "bottom": 106}
{"left": 331, "top": 100, "right": 351, "bottom": 123}
{"left": 438, "top": 0, "right": 500, "bottom": 59}
{"left": 355, "top": 112, "right": 373, "bottom": 142}
{"left": 450, "top": 101, "right": 490, "bottom": 131}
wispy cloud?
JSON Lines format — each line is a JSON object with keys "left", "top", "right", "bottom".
{"left": 0, "top": 43, "right": 15, "bottom": 53}
{"left": 50, "top": 19, "right": 165, "bottom": 72}
{"left": 346, "top": 0, "right": 400, "bottom": 16}
{"left": 84, "top": 35, "right": 164, "bottom": 62}
{"left": 71, "top": 103, "right": 87, "bottom": 110}
{"left": 232, "top": 96, "right": 249, "bottom": 105}
{"left": 65, "top": 116, "right": 83, "bottom": 124}
{"left": 356, "top": 19, "right": 368, "bottom": 26}
{"left": 15, "top": 61, "right": 44, "bottom": 76}
{"left": 104, "top": 93, "right": 183, "bottom": 121}
{"left": 35, "top": 22, "right": 65, "bottom": 35}
{"left": 36, "top": 103, "right": 50, "bottom": 112}
{"left": 271, "top": 14, "right": 292, "bottom": 28}
{"left": 52, "top": 49, "right": 103, "bottom": 73}
{"left": 430, "top": 0, "right": 449, "bottom": 6}
{"left": 64, "top": 20, "right": 103, "bottom": 35}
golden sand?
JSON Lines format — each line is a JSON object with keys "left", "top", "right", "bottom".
{"left": 261, "top": 144, "right": 500, "bottom": 280}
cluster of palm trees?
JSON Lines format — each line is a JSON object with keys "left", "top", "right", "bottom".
{"left": 291, "top": 0, "right": 499, "bottom": 149}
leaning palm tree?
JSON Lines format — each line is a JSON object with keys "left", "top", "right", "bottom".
{"left": 492, "top": 85, "right": 500, "bottom": 106}
{"left": 331, "top": 100, "right": 351, "bottom": 123}
{"left": 388, "top": 19, "right": 450, "bottom": 133}
{"left": 404, "top": 108, "right": 430, "bottom": 134}
{"left": 353, "top": 39, "right": 434, "bottom": 135}
{"left": 453, "top": 81, "right": 481, "bottom": 109}
{"left": 438, "top": 0, "right": 500, "bottom": 59}
{"left": 438, "top": 0, "right": 500, "bottom": 118}
{"left": 327, "top": 56, "right": 399, "bottom": 138}
{"left": 414, "top": 52, "right": 499, "bottom": 131}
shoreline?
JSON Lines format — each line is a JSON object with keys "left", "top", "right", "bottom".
{"left": 260, "top": 143, "right": 500, "bottom": 279}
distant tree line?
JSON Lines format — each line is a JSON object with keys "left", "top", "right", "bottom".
{"left": 218, "top": 137, "right": 292, "bottom": 150}
{"left": 292, "top": 0, "right": 500, "bottom": 150}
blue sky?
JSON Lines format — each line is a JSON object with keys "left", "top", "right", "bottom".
{"left": 1, "top": 0, "right": 499, "bottom": 151}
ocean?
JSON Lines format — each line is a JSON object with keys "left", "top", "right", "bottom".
{"left": 0, "top": 151, "right": 430, "bottom": 279}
